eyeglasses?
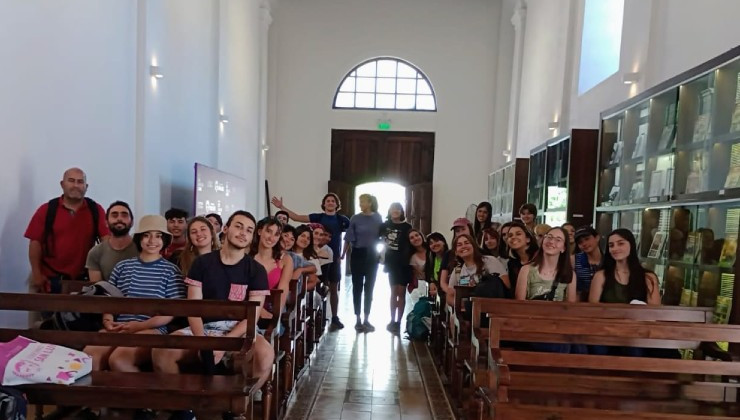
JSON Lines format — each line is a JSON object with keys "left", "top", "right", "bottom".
{"left": 543, "top": 234, "right": 565, "bottom": 243}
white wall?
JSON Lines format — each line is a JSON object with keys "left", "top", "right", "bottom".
{"left": 514, "top": 0, "right": 740, "bottom": 155}
{"left": 0, "top": 0, "right": 268, "bottom": 327}
{"left": 267, "top": 0, "right": 504, "bottom": 232}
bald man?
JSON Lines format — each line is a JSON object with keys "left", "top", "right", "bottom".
{"left": 25, "top": 168, "right": 110, "bottom": 295}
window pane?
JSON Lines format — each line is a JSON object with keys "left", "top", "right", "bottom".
{"left": 356, "top": 62, "right": 376, "bottom": 77}
{"left": 397, "top": 62, "right": 417, "bottom": 78}
{"left": 397, "top": 78, "right": 416, "bottom": 94}
{"left": 350, "top": 71, "right": 356, "bottom": 77}
{"left": 417, "top": 95, "right": 436, "bottom": 110}
{"left": 417, "top": 79, "right": 432, "bottom": 95}
{"left": 377, "top": 78, "right": 396, "bottom": 94}
{"left": 356, "top": 77, "right": 376, "bottom": 93}
{"left": 355, "top": 93, "right": 375, "bottom": 108}
{"left": 339, "top": 77, "right": 356, "bottom": 92}
{"left": 376, "top": 94, "right": 395, "bottom": 109}
{"left": 335, "top": 92, "right": 354, "bottom": 108}
{"left": 377, "top": 60, "right": 397, "bottom": 77}
{"left": 396, "top": 94, "right": 415, "bottom": 109}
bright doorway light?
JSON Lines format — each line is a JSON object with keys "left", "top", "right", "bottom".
{"left": 354, "top": 181, "right": 407, "bottom": 219}
{"left": 355, "top": 181, "right": 407, "bottom": 254}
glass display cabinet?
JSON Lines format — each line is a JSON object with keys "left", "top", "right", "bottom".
{"left": 595, "top": 46, "right": 740, "bottom": 323}
{"left": 528, "top": 129, "right": 599, "bottom": 227}
{"left": 489, "top": 158, "right": 529, "bottom": 223}
{"left": 527, "top": 145, "right": 547, "bottom": 223}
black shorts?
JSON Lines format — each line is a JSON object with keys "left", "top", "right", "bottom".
{"left": 387, "top": 265, "right": 411, "bottom": 287}
{"left": 325, "top": 259, "right": 342, "bottom": 283}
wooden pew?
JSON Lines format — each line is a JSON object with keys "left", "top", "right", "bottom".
{"left": 466, "top": 299, "right": 718, "bottom": 419}
{"left": 0, "top": 292, "right": 263, "bottom": 420}
{"left": 480, "top": 314, "right": 740, "bottom": 419}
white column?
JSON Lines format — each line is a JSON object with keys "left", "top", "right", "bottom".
{"left": 257, "top": 0, "right": 272, "bottom": 218}
{"left": 508, "top": 0, "right": 527, "bottom": 159}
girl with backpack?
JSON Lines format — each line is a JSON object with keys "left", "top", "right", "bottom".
{"left": 515, "top": 227, "right": 576, "bottom": 302}
{"left": 446, "top": 233, "right": 509, "bottom": 307}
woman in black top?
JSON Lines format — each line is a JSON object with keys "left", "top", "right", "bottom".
{"left": 473, "top": 201, "right": 493, "bottom": 247}
{"left": 505, "top": 221, "right": 539, "bottom": 294}
{"left": 380, "top": 202, "right": 412, "bottom": 334}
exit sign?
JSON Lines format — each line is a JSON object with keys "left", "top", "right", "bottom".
{"left": 377, "top": 121, "right": 391, "bottom": 131}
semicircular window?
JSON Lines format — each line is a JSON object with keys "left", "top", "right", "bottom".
{"left": 333, "top": 57, "right": 437, "bottom": 111}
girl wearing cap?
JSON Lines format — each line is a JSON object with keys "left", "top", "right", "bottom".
{"left": 84, "top": 214, "right": 186, "bottom": 373}
{"left": 380, "top": 202, "right": 412, "bottom": 334}
{"left": 572, "top": 226, "right": 602, "bottom": 301}
{"left": 439, "top": 217, "right": 475, "bottom": 296}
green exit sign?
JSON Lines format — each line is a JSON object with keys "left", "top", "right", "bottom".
{"left": 377, "top": 122, "right": 391, "bottom": 131}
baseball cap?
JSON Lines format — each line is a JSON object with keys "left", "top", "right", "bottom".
{"left": 575, "top": 226, "right": 598, "bottom": 241}
{"left": 450, "top": 217, "right": 469, "bottom": 230}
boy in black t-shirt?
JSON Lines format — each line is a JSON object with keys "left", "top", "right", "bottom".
{"left": 152, "top": 211, "right": 274, "bottom": 398}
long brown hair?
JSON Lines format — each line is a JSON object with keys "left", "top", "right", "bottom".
{"left": 250, "top": 217, "right": 283, "bottom": 260}
{"left": 179, "top": 216, "right": 219, "bottom": 276}
{"left": 531, "top": 227, "right": 573, "bottom": 284}
{"left": 453, "top": 233, "right": 486, "bottom": 274}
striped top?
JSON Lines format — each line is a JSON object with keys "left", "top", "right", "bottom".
{"left": 574, "top": 252, "right": 598, "bottom": 295}
{"left": 108, "top": 257, "right": 186, "bottom": 324}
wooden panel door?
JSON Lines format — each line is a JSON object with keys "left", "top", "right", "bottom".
{"left": 406, "top": 182, "right": 433, "bottom": 234}
{"left": 328, "top": 180, "right": 355, "bottom": 218}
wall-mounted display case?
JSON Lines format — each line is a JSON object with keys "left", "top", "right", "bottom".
{"left": 595, "top": 46, "right": 740, "bottom": 323}
{"left": 489, "top": 158, "right": 529, "bottom": 223}
{"left": 527, "top": 129, "right": 599, "bottom": 227}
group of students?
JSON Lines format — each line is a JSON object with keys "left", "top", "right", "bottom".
{"left": 438, "top": 201, "right": 661, "bottom": 309}
{"left": 23, "top": 168, "right": 665, "bottom": 419}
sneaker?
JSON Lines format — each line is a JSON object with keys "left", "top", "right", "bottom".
{"left": 133, "top": 409, "right": 158, "bottom": 420}
{"left": 331, "top": 317, "right": 345, "bottom": 329}
{"left": 167, "top": 410, "right": 195, "bottom": 420}
{"left": 254, "top": 389, "right": 263, "bottom": 402}
{"left": 393, "top": 321, "right": 402, "bottom": 334}
{"left": 354, "top": 321, "right": 364, "bottom": 332}
{"left": 363, "top": 321, "right": 375, "bottom": 332}
{"left": 386, "top": 322, "right": 395, "bottom": 333}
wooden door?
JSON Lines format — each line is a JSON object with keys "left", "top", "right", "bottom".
{"left": 329, "top": 130, "right": 435, "bottom": 227}
{"left": 406, "top": 182, "right": 433, "bottom": 234}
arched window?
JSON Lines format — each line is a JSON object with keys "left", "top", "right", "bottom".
{"left": 333, "top": 57, "right": 437, "bottom": 111}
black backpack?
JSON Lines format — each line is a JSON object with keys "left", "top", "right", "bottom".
{"left": 42, "top": 197, "right": 100, "bottom": 261}
{"left": 463, "top": 272, "right": 507, "bottom": 327}
{"left": 0, "top": 386, "right": 27, "bottom": 420}
{"left": 40, "top": 281, "right": 123, "bottom": 333}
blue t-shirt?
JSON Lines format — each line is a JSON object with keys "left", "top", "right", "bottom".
{"left": 108, "top": 257, "right": 185, "bottom": 325}
{"left": 309, "top": 212, "right": 350, "bottom": 258}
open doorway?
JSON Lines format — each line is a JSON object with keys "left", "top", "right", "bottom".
{"left": 354, "top": 181, "right": 407, "bottom": 220}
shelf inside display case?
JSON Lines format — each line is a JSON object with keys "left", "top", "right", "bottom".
{"left": 489, "top": 158, "right": 529, "bottom": 222}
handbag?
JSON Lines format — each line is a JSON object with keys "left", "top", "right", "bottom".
{"left": 531, "top": 280, "right": 560, "bottom": 301}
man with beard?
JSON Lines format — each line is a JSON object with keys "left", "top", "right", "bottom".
{"left": 86, "top": 201, "right": 139, "bottom": 282}
{"left": 25, "top": 168, "right": 110, "bottom": 294}
{"left": 153, "top": 210, "right": 273, "bottom": 420}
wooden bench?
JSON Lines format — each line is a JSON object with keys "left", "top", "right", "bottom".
{"left": 478, "top": 313, "right": 740, "bottom": 419}
{"left": 0, "top": 292, "right": 272, "bottom": 420}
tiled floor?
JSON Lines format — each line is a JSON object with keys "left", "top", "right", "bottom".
{"left": 284, "top": 269, "right": 454, "bottom": 420}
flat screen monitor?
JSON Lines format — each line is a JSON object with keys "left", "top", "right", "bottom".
{"left": 193, "top": 163, "right": 248, "bottom": 218}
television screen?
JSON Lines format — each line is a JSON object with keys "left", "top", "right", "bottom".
{"left": 193, "top": 163, "right": 248, "bottom": 218}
